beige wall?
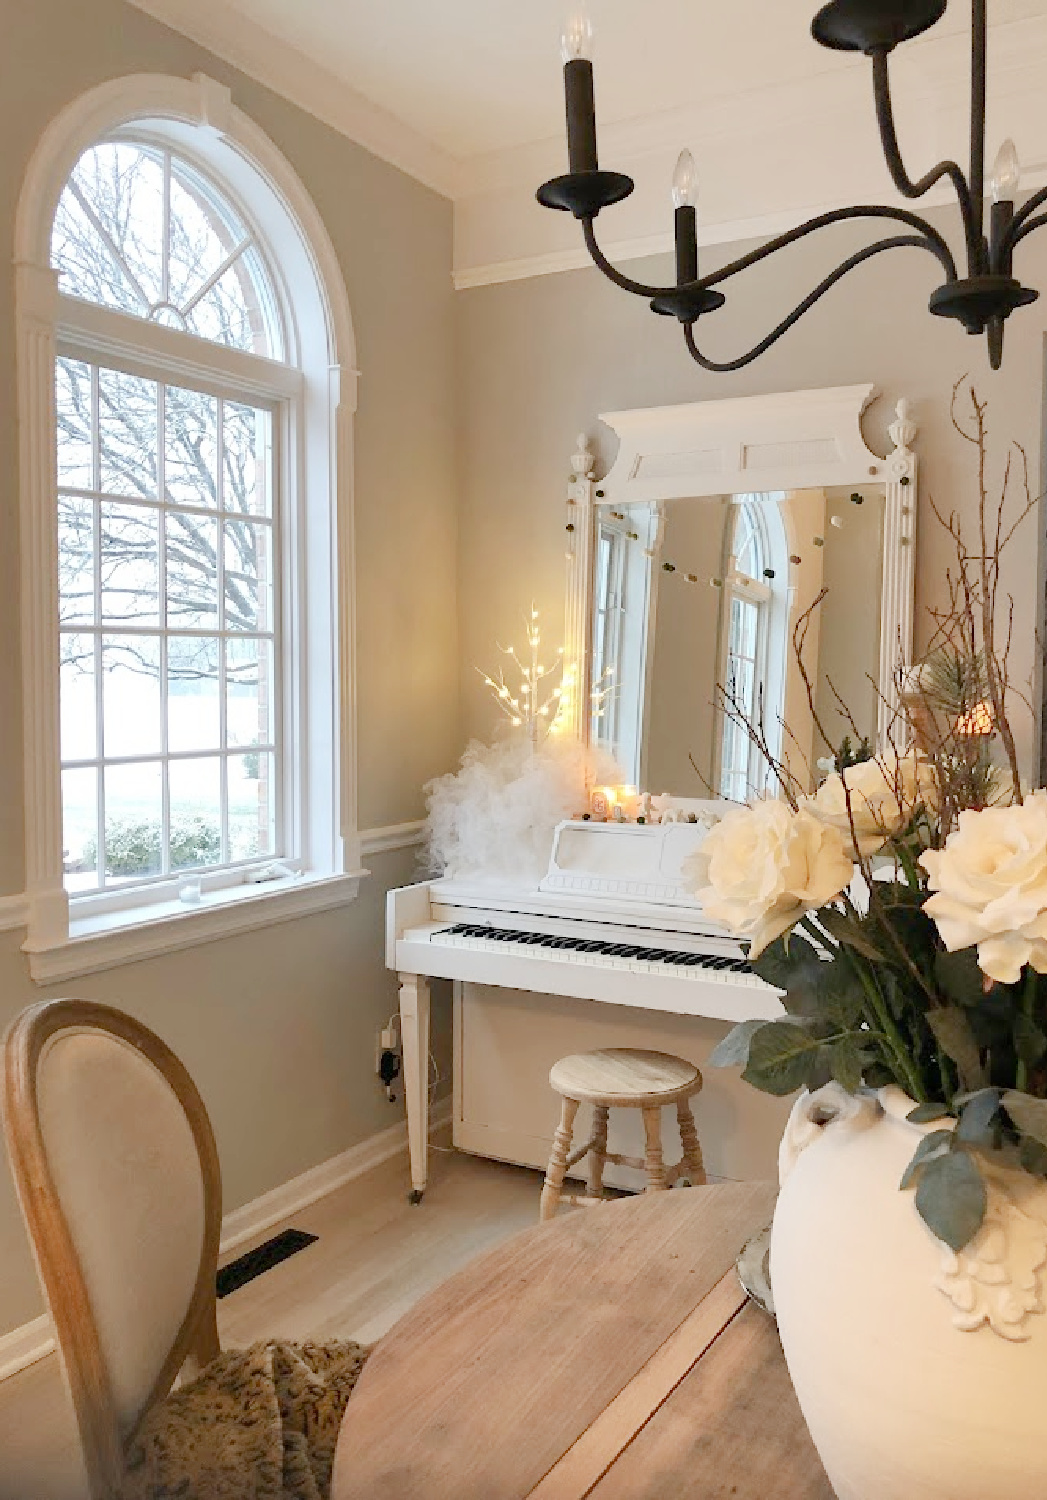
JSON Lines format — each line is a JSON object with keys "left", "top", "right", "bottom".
{"left": 0, "top": 0, "right": 458, "bottom": 1335}
{"left": 644, "top": 498, "right": 729, "bottom": 794}
{"left": 457, "top": 219, "right": 1047, "bottom": 780}
{"left": 816, "top": 485, "right": 886, "bottom": 755}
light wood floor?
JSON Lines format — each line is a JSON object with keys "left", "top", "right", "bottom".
{"left": 0, "top": 1139, "right": 557, "bottom": 1500}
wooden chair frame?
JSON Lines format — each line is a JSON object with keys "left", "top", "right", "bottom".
{"left": 2, "top": 999, "right": 223, "bottom": 1500}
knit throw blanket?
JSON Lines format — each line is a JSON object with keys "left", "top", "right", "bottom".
{"left": 121, "top": 1339, "right": 370, "bottom": 1500}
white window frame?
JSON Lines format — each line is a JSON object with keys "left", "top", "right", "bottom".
{"left": 16, "top": 74, "right": 362, "bottom": 982}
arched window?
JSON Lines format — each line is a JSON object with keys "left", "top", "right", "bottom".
{"left": 17, "top": 76, "right": 359, "bottom": 978}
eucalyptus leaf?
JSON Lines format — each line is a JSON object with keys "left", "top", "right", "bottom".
{"left": 709, "top": 1019, "right": 768, "bottom": 1070}
{"left": 742, "top": 1020, "right": 825, "bottom": 1097}
{"left": 1003, "top": 1091, "right": 1047, "bottom": 1148}
{"left": 818, "top": 907, "right": 886, "bottom": 962}
{"left": 907, "top": 1102, "right": 952, "bottom": 1124}
{"left": 913, "top": 1149, "right": 988, "bottom": 1251}
{"left": 1020, "top": 1135, "right": 1047, "bottom": 1177}
{"left": 927, "top": 1007, "right": 986, "bottom": 1091}
{"left": 899, "top": 1129, "right": 954, "bottom": 1190}
{"left": 955, "top": 1088, "right": 1003, "bottom": 1147}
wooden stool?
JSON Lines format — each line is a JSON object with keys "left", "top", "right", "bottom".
{"left": 540, "top": 1048, "right": 707, "bottom": 1222}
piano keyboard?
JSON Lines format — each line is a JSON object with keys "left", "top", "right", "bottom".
{"left": 433, "top": 922, "right": 755, "bottom": 980}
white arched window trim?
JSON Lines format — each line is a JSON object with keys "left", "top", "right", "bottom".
{"left": 16, "top": 73, "right": 362, "bottom": 982}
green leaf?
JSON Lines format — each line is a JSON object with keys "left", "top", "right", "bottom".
{"left": 1003, "top": 1091, "right": 1047, "bottom": 1148}
{"left": 1014, "top": 1014, "right": 1047, "bottom": 1069}
{"left": 709, "top": 1019, "right": 768, "bottom": 1070}
{"left": 899, "top": 1129, "right": 954, "bottom": 1190}
{"left": 934, "top": 948, "right": 987, "bottom": 1009}
{"left": 818, "top": 907, "right": 886, "bottom": 962}
{"left": 926, "top": 1007, "right": 986, "bottom": 1091}
{"left": 741, "top": 1021, "right": 826, "bottom": 1098}
{"left": 955, "top": 1088, "right": 1002, "bottom": 1147}
{"left": 907, "top": 1102, "right": 952, "bottom": 1124}
{"left": 913, "top": 1150, "right": 988, "bottom": 1251}
{"left": 829, "top": 1038, "right": 865, "bottom": 1093}
{"left": 749, "top": 934, "right": 827, "bottom": 1018}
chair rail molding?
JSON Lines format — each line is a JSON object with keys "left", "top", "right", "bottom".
{"left": 14, "top": 72, "right": 362, "bottom": 959}
{"left": 564, "top": 385, "right": 917, "bottom": 752}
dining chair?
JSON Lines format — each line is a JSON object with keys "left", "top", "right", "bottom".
{"left": 3, "top": 998, "right": 229, "bottom": 1499}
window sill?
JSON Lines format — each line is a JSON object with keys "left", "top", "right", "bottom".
{"left": 23, "top": 869, "right": 369, "bottom": 983}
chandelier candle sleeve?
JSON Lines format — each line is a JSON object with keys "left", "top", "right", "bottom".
{"left": 673, "top": 151, "right": 699, "bottom": 286}
{"left": 561, "top": 10, "right": 597, "bottom": 175}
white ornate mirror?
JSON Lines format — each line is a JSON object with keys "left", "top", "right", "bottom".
{"left": 562, "top": 385, "right": 917, "bottom": 798}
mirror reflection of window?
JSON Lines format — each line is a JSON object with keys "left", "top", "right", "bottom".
{"left": 719, "top": 499, "right": 777, "bottom": 802}
{"left": 591, "top": 520, "right": 626, "bottom": 752}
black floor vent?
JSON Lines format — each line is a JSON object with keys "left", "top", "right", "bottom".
{"left": 216, "top": 1228, "right": 319, "bottom": 1299}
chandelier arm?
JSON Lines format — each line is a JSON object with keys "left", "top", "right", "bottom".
{"left": 682, "top": 234, "right": 944, "bottom": 374}
{"left": 580, "top": 219, "right": 672, "bottom": 298}
{"left": 700, "top": 205, "right": 957, "bottom": 287}
{"left": 871, "top": 51, "right": 978, "bottom": 268}
{"left": 1002, "top": 185, "right": 1047, "bottom": 251}
{"left": 581, "top": 206, "right": 956, "bottom": 304}
{"left": 1007, "top": 211, "right": 1047, "bottom": 251}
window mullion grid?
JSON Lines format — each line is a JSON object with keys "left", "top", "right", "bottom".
{"left": 91, "top": 363, "right": 105, "bottom": 890}
{"left": 161, "top": 151, "right": 171, "bottom": 308}
{"left": 217, "top": 398, "right": 230, "bottom": 868}
{"left": 158, "top": 381, "right": 171, "bottom": 877}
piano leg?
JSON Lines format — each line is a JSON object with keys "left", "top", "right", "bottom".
{"left": 399, "top": 973, "right": 430, "bottom": 1204}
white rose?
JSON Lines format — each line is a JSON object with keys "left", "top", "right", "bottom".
{"left": 920, "top": 791, "right": 1047, "bottom": 985}
{"left": 683, "top": 799, "right": 856, "bottom": 959}
{"left": 808, "top": 752, "right": 933, "bottom": 856}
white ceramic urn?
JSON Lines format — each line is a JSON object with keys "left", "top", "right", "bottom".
{"left": 770, "top": 1085, "right": 1047, "bottom": 1500}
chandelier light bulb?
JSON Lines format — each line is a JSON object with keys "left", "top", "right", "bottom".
{"left": 671, "top": 149, "right": 699, "bottom": 209}
{"left": 991, "top": 138, "right": 1021, "bottom": 202}
{"left": 560, "top": 6, "right": 593, "bottom": 65}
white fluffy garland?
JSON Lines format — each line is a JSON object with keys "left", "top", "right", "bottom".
{"left": 425, "top": 736, "right": 625, "bottom": 885}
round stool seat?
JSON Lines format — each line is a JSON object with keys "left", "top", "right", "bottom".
{"left": 549, "top": 1048, "right": 702, "bottom": 1108}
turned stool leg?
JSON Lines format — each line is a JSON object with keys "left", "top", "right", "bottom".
{"left": 588, "top": 1105, "right": 609, "bottom": 1200}
{"left": 541, "top": 1096, "right": 580, "bottom": 1222}
{"left": 677, "top": 1100, "right": 707, "bottom": 1186}
{"left": 642, "top": 1106, "right": 669, "bottom": 1193}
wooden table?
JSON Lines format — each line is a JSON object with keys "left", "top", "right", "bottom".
{"left": 331, "top": 1182, "right": 834, "bottom": 1500}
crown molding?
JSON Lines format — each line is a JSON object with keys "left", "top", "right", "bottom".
{"left": 124, "top": 4, "right": 1047, "bottom": 288}
{"left": 454, "top": 15, "right": 1047, "bottom": 288}
{"left": 126, "top": 0, "right": 462, "bottom": 198}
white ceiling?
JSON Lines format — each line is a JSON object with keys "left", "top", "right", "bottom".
{"left": 194, "top": 0, "right": 1046, "bottom": 161}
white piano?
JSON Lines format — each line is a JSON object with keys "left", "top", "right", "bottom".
{"left": 387, "top": 817, "right": 784, "bottom": 1202}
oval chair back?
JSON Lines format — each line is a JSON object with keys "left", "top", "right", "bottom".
{"left": 2, "top": 1000, "right": 222, "bottom": 1500}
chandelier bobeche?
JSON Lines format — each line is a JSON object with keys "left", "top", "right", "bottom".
{"left": 537, "top": 1, "right": 1040, "bottom": 371}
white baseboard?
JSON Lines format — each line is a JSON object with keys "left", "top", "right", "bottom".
{"left": 220, "top": 1094, "right": 452, "bottom": 1254}
{"left": 0, "top": 1096, "right": 453, "bottom": 1382}
{"left": 0, "top": 1315, "right": 55, "bottom": 1382}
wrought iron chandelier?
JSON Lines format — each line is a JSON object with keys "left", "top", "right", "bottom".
{"left": 537, "top": 1, "right": 1042, "bottom": 371}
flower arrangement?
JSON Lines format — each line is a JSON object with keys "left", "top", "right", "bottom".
{"left": 697, "top": 385, "right": 1047, "bottom": 1255}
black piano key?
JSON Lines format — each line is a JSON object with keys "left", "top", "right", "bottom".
{"left": 442, "top": 923, "right": 750, "bottom": 975}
